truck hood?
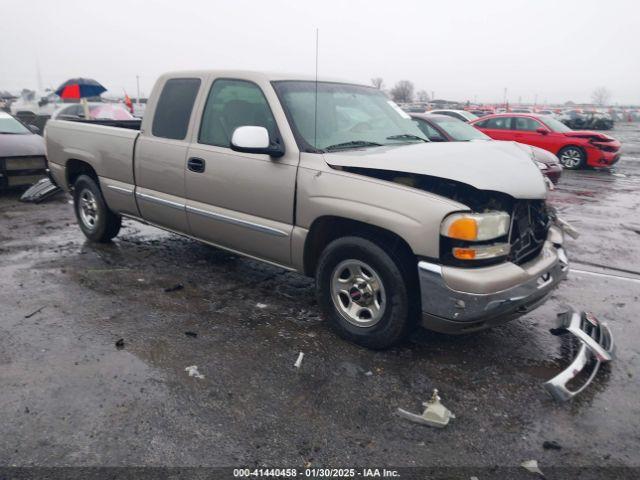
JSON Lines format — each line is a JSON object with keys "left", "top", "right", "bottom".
{"left": 324, "top": 140, "right": 547, "bottom": 199}
{"left": 0, "top": 133, "right": 45, "bottom": 158}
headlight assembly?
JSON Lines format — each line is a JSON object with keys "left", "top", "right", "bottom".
{"left": 441, "top": 211, "right": 510, "bottom": 242}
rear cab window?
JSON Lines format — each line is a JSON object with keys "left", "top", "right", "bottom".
{"left": 152, "top": 78, "right": 201, "bottom": 140}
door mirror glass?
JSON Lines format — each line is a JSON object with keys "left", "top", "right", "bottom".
{"left": 231, "top": 126, "right": 284, "bottom": 157}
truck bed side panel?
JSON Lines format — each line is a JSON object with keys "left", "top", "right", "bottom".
{"left": 45, "top": 119, "right": 140, "bottom": 216}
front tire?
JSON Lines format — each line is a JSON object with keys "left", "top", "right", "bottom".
{"left": 315, "top": 236, "right": 416, "bottom": 349}
{"left": 73, "top": 175, "right": 121, "bottom": 242}
{"left": 558, "top": 146, "right": 586, "bottom": 169}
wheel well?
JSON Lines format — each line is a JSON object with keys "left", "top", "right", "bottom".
{"left": 303, "top": 216, "right": 416, "bottom": 277}
{"left": 66, "top": 159, "right": 98, "bottom": 188}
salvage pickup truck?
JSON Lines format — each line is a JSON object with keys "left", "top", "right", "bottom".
{"left": 45, "top": 70, "right": 570, "bottom": 348}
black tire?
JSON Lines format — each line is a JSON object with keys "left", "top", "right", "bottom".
{"left": 558, "top": 145, "right": 586, "bottom": 170}
{"left": 73, "top": 175, "right": 121, "bottom": 242}
{"left": 315, "top": 236, "right": 417, "bottom": 349}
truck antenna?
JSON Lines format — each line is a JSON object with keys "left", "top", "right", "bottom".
{"left": 314, "top": 28, "right": 319, "bottom": 150}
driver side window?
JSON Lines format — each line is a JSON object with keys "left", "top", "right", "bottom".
{"left": 199, "top": 79, "right": 278, "bottom": 148}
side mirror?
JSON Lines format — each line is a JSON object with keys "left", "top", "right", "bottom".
{"left": 230, "top": 126, "right": 284, "bottom": 158}
{"left": 536, "top": 128, "right": 549, "bottom": 135}
{"left": 28, "top": 124, "right": 40, "bottom": 134}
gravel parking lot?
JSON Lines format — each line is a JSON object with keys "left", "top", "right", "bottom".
{"left": 1, "top": 124, "right": 639, "bottom": 476}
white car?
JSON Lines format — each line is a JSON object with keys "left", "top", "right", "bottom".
{"left": 427, "top": 109, "right": 478, "bottom": 123}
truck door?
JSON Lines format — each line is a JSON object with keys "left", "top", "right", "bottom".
{"left": 134, "top": 77, "right": 202, "bottom": 232}
{"left": 185, "top": 77, "right": 297, "bottom": 267}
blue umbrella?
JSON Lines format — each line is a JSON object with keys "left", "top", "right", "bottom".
{"left": 55, "top": 78, "right": 106, "bottom": 99}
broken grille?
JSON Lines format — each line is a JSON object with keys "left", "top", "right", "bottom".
{"left": 508, "top": 201, "right": 550, "bottom": 265}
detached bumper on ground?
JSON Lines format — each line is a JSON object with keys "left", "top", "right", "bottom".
{"left": 418, "top": 225, "right": 569, "bottom": 334}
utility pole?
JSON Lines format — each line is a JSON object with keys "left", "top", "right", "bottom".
{"left": 136, "top": 75, "right": 140, "bottom": 105}
{"left": 503, "top": 87, "right": 507, "bottom": 107}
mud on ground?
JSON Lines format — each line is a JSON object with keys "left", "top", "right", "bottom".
{"left": 1, "top": 124, "right": 639, "bottom": 472}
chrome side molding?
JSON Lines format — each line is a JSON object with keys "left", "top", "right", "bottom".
{"left": 185, "top": 205, "right": 288, "bottom": 237}
{"left": 544, "top": 309, "right": 614, "bottom": 402}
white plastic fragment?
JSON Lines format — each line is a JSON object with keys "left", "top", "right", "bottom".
{"left": 256, "top": 303, "right": 268, "bottom": 309}
{"left": 185, "top": 365, "right": 204, "bottom": 379}
{"left": 294, "top": 352, "right": 304, "bottom": 368}
{"left": 521, "top": 459, "right": 544, "bottom": 476}
{"left": 398, "top": 389, "right": 455, "bottom": 428}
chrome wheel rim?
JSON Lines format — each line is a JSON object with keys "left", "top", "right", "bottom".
{"left": 79, "top": 189, "right": 99, "bottom": 230}
{"left": 330, "top": 259, "right": 386, "bottom": 328}
{"left": 560, "top": 148, "right": 582, "bottom": 168}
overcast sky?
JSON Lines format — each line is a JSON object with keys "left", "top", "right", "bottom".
{"left": 1, "top": 0, "right": 638, "bottom": 105}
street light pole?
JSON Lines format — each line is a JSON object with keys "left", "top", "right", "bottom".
{"left": 136, "top": 75, "right": 140, "bottom": 105}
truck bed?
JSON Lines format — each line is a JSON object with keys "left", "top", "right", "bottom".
{"left": 45, "top": 119, "right": 140, "bottom": 192}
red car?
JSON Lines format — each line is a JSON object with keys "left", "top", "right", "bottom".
{"left": 470, "top": 113, "right": 621, "bottom": 169}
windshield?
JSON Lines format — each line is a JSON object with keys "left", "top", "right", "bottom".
{"left": 540, "top": 116, "right": 572, "bottom": 133}
{"left": 430, "top": 116, "right": 490, "bottom": 141}
{"left": 272, "top": 81, "right": 427, "bottom": 151}
{"left": 0, "top": 112, "right": 30, "bottom": 134}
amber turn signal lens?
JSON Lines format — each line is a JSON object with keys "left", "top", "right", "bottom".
{"left": 453, "top": 247, "right": 477, "bottom": 260}
{"left": 447, "top": 218, "right": 478, "bottom": 241}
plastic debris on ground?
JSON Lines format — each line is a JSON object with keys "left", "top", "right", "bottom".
{"left": 115, "top": 338, "right": 125, "bottom": 350}
{"left": 184, "top": 331, "right": 198, "bottom": 338}
{"left": 542, "top": 440, "right": 562, "bottom": 450}
{"left": 24, "top": 306, "right": 45, "bottom": 319}
{"left": 19, "top": 178, "right": 62, "bottom": 203}
{"left": 294, "top": 352, "right": 304, "bottom": 368}
{"left": 163, "top": 284, "right": 184, "bottom": 293}
{"left": 185, "top": 365, "right": 204, "bottom": 379}
{"left": 520, "top": 459, "right": 544, "bottom": 477}
{"left": 397, "top": 389, "right": 455, "bottom": 428}
{"left": 256, "top": 303, "right": 268, "bottom": 309}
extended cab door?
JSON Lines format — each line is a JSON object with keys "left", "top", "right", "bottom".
{"left": 184, "top": 77, "right": 298, "bottom": 267}
{"left": 133, "top": 76, "right": 203, "bottom": 232}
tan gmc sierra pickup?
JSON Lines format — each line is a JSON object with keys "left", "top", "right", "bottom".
{"left": 45, "top": 70, "right": 570, "bottom": 348}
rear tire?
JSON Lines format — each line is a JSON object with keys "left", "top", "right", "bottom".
{"left": 73, "top": 175, "right": 121, "bottom": 242}
{"left": 558, "top": 146, "right": 586, "bottom": 169}
{"left": 315, "top": 236, "right": 417, "bottom": 349}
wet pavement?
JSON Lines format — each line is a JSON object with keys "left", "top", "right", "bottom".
{"left": 1, "top": 124, "right": 639, "bottom": 472}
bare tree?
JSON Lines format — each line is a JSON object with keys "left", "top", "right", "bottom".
{"left": 370, "top": 77, "right": 385, "bottom": 90}
{"left": 390, "top": 80, "right": 414, "bottom": 103}
{"left": 591, "top": 87, "right": 612, "bottom": 106}
{"left": 416, "top": 90, "right": 430, "bottom": 103}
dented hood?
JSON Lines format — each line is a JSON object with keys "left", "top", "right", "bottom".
{"left": 324, "top": 141, "right": 547, "bottom": 199}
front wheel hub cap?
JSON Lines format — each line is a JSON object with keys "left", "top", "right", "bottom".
{"left": 331, "top": 259, "right": 386, "bottom": 328}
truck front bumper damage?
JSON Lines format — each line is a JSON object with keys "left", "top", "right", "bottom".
{"left": 544, "top": 309, "right": 614, "bottom": 402}
{"left": 418, "top": 226, "right": 569, "bottom": 334}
